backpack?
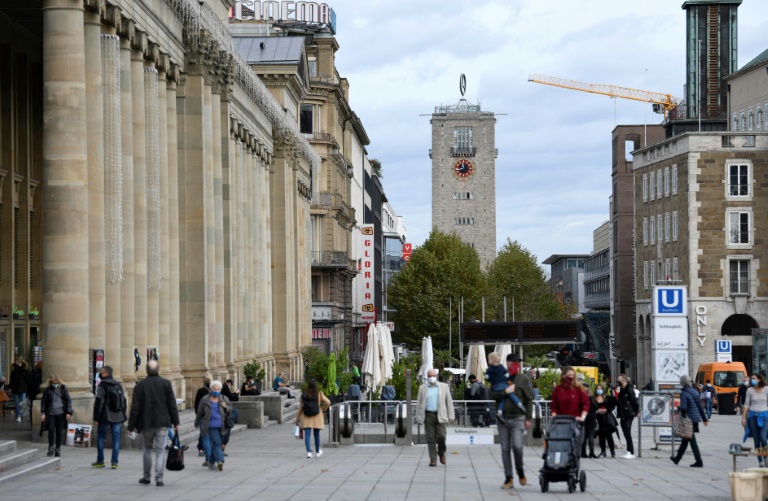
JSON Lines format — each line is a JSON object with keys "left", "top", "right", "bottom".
{"left": 107, "top": 383, "right": 126, "bottom": 413}
{"left": 301, "top": 394, "right": 320, "bottom": 416}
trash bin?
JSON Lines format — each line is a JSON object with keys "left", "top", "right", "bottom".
{"left": 718, "top": 393, "right": 736, "bottom": 415}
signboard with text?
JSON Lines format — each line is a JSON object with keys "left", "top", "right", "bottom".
{"left": 653, "top": 317, "right": 688, "bottom": 349}
{"left": 460, "top": 321, "right": 579, "bottom": 345}
{"left": 716, "top": 339, "right": 732, "bottom": 362}
{"left": 653, "top": 286, "right": 687, "bottom": 316}
{"left": 231, "top": 1, "right": 336, "bottom": 33}
{"left": 359, "top": 225, "right": 375, "bottom": 322}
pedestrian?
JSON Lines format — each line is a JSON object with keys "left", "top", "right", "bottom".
{"left": 671, "top": 374, "right": 708, "bottom": 467}
{"left": 416, "top": 369, "right": 455, "bottom": 467}
{"left": 223, "top": 378, "right": 239, "bottom": 402}
{"left": 616, "top": 373, "right": 639, "bottom": 459}
{"left": 702, "top": 380, "right": 714, "bottom": 419}
{"left": 295, "top": 379, "right": 331, "bottom": 458}
{"left": 580, "top": 383, "right": 597, "bottom": 459}
{"left": 194, "top": 373, "right": 211, "bottom": 457}
{"left": 92, "top": 365, "right": 127, "bottom": 469}
{"left": 486, "top": 352, "right": 524, "bottom": 422}
{"left": 240, "top": 375, "right": 260, "bottom": 396}
{"left": 40, "top": 374, "right": 72, "bottom": 457}
{"left": 352, "top": 362, "right": 361, "bottom": 386}
{"left": 742, "top": 373, "right": 768, "bottom": 466}
{"left": 593, "top": 383, "right": 617, "bottom": 458}
{"left": 9, "top": 356, "right": 29, "bottom": 422}
{"left": 550, "top": 366, "right": 590, "bottom": 420}
{"left": 194, "top": 380, "right": 232, "bottom": 471}
{"left": 273, "top": 371, "right": 295, "bottom": 399}
{"left": 490, "top": 353, "right": 533, "bottom": 490}
{"left": 738, "top": 377, "right": 750, "bottom": 415}
{"left": 127, "top": 360, "right": 180, "bottom": 487}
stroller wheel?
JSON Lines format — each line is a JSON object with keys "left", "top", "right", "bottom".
{"left": 539, "top": 475, "right": 549, "bottom": 493}
{"left": 579, "top": 471, "right": 587, "bottom": 492}
{"left": 567, "top": 476, "right": 576, "bottom": 493}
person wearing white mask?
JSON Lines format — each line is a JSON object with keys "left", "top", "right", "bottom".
{"left": 416, "top": 369, "right": 454, "bottom": 467}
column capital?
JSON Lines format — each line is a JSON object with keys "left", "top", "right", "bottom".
{"left": 43, "top": 0, "right": 83, "bottom": 11}
{"left": 119, "top": 17, "right": 135, "bottom": 45}
{"left": 103, "top": 5, "right": 121, "bottom": 32}
{"left": 83, "top": 0, "right": 105, "bottom": 16}
{"left": 157, "top": 53, "right": 171, "bottom": 77}
{"left": 146, "top": 43, "right": 160, "bottom": 66}
{"left": 132, "top": 31, "right": 148, "bottom": 55}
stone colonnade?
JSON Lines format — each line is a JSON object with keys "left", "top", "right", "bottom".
{"left": 40, "top": 0, "right": 312, "bottom": 422}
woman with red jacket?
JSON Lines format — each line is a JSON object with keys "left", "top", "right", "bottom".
{"left": 550, "top": 366, "right": 590, "bottom": 421}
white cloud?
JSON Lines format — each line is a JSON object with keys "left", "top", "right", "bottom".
{"left": 328, "top": 0, "right": 768, "bottom": 263}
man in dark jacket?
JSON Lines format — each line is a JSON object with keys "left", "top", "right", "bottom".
{"left": 92, "top": 366, "right": 126, "bottom": 469}
{"left": 10, "top": 357, "right": 29, "bottom": 422}
{"left": 128, "top": 360, "right": 180, "bottom": 487}
{"left": 490, "top": 353, "right": 533, "bottom": 490}
{"left": 617, "top": 373, "right": 639, "bottom": 459}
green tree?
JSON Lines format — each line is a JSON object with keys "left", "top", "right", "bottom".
{"left": 370, "top": 158, "right": 383, "bottom": 178}
{"left": 388, "top": 229, "right": 485, "bottom": 354}
{"left": 485, "top": 239, "right": 565, "bottom": 322}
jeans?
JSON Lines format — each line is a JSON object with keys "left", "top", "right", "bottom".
{"left": 201, "top": 427, "right": 224, "bottom": 465}
{"left": 424, "top": 412, "right": 446, "bottom": 462}
{"left": 142, "top": 427, "right": 168, "bottom": 482}
{"left": 47, "top": 413, "right": 66, "bottom": 448}
{"left": 304, "top": 428, "right": 321, "bottom": 453}
{"left": 498, "top": 416, "right": 525, "bottom": 479}
{"left": 13, "top": 392, "right": 26, "bottom": 419}
{"left": 749, "top": 415, "right": 768, "bottom": 463}
{"left": 96, "top": 422, "right": 122, "bottom": 465}
{"left": 620, "top": 417, "right": 634, "bottom": 454}
{"left": 705, "top": 399, "right": 713, "bottom": 419}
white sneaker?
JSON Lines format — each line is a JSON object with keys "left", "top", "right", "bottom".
{"left": 306, "top": 452, "right": 313, "bottom": 459}
{"left": 317, "top": 449, "right": 323, "bottom": 457}
{"left": 621, "top": 452, "right": 635, "bottom": 459}
{"left": 16, "top": 417, "right": 21, "bottom": 422}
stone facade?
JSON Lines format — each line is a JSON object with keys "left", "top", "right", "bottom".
{"left": 0, "top": 0, "right": 315, "bottom": 425}
{"left": 431, "top": 104, "right": 497, "bottom": 268}
{"left": 634, "top": 132, "right": 768, "bottom": 384}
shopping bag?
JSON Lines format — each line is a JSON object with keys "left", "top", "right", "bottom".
{"left": 165, "top": 434, "right": 185, "bottom": 471}
{"left": 293, "top": 425, "right": 301, "bottom": 438}
{"left": 673, "top": 414, "right": 693, "bottom": 440}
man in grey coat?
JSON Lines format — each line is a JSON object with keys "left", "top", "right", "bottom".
{"left": 416, "top": 369, "right": 455, "bottom": 466}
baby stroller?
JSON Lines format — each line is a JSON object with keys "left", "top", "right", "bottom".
{"left": 539, "top": 415, "right": 586, "bottom": 493}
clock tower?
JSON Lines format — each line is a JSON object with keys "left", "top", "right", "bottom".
{"left": 430, "top": 75, "right": 497, "bottom": 268}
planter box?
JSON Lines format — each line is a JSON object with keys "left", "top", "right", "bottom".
{"left": 12, "top": 314, "right": 21, "bottom": 320}
{"left": 28, "top": 315, "right": 38, "bottom": 320}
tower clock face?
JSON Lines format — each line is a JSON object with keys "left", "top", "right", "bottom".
{"left": 453, "top": 159, "right": 474, "bottom": 179}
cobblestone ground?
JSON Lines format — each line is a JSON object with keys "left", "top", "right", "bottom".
{"left": 0, "top": 413, "right": 748, "bottom": 500}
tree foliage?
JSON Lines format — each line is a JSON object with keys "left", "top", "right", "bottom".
{"left": 388, "top": 229, "right": 485, "bottom": 354}
{"left": 370, "top": 158, "right": 383, "bottom": 178}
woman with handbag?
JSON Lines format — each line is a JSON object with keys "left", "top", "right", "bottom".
{"left": 742, "top": 373, "right": 768, "bottom": 466}
{"left": 40, "top": 374, "right": 73, "bottom": 457}
{"left": 671, "top": 374, "right": 708, "bottom": 467}
{"left": 194, "top": 380, "right": 232, "bottom": 471}
{"left": 295, "top": 379, "right": 330, "bottom": 458}
{"left": 593, "top": 383, "right": 617, "bottom": 458}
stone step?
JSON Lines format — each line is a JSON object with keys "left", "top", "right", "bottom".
{"left": 0, "top": 448, "right": 39, "bottom": 471}
{"left": 0, "top": 441, "right": 17, "bottom": 455}
{"left": 0, "top": 454, "right": 60, "bottom": 486}
{"left": 261, "top": 419, "right": 278, "bottom": 428}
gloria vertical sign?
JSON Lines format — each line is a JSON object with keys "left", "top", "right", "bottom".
{"left": 360, "top": 225, "right": 375, "bottom": 322}
{"left": 652, "top": 286, "right": 689, "bottom": 383}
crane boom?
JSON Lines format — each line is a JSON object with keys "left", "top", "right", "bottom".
{"left": 528, "top": 74, "right": 681, "bottom": 115}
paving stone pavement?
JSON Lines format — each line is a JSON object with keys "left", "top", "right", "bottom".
{"left": 0, "top": 413, "right": 752, "bottom": 500}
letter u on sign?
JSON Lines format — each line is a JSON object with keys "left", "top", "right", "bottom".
{"left": 654, "top": 286, "right": 687, "bottom": 316}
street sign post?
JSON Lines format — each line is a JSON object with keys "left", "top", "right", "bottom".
{"left": 716, "top": 339, "right": 732, "bottom": 362}
{"left": 638, "top": 392, "right": 674, "bottom": 458}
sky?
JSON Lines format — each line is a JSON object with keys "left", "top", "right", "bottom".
{"left": 325, "top": 0, "right": 768, "bottom": 265}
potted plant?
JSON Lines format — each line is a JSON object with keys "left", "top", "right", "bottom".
{"left": 243, "top": 361, "right": 266, "bottom": 394}
{"left": 13, "top": 306, "right": 24, "bottom": 320}
{"left": 0, "top": 307, "right": 9, "bottom": 319}
{"left": 29, "top": 306, "right": 39, "bottom": 320}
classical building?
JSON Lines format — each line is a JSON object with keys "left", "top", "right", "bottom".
{"left": 0, "top": 0, "right": 318, "bottom": 424}
{"left": 430, "top": 90, "right": 497, "bottom": 268}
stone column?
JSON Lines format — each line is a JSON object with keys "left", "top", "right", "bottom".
{"left": 166, "top": 68, "right": 182, "bottom": 393}
{"left": 202, "top": 79, "right": 216, "bottom": 372}
{"left": 41, "top": 0, "right": 91, "bottom": 420}
{"left": 211, "top": 86, "right": 225, "bottom": 376}
{"left": 247, "top": 141, "right": 257, "bottom": 360}
{"left": 119, "top": 31, "right": 136, "bottom": 389}
{"left": 262, "top": 154, "right": 273, "bottom": 356}
{"left": 131, "top": 34, "right": 148, "bottom": 366}
{"left": 221, "top": 104, "right": 236, "bottom": 371}
{"left": 158, "top": 56, "right": 170, "bottom": 377}
{"left": 144, "top": 59, "right": 160, "bottom": 366}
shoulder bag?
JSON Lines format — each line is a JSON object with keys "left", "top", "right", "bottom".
{"left": 165, "top": 433, "right": 185, "bottom": 471}
{"left": 673, "top": 412, "right": 693, "bottom": 439}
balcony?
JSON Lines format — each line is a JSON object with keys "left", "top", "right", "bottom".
{"left": 310, "top": 72, "right": 338, "bottom": 85}
{"left": 312, "top": 251, "right": 350, "bottom": 268}
{"left": 303, "top": 132, "right": 334, "bottom": 143}
{"left": 450, "top": 147, "right": 476, "bottom": 157}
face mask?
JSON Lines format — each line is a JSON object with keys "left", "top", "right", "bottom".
{"left": 745, "top": 380, "right": 750, "bottom": 386}
{"left": 428, "top": 377, "right": 437, "bottom": 385}
{"left": 211, "top": 391, "right": 221, "bottom": 397}
{"left": 565, "top": 376, "right": 575, "bottom": 384}
{"left": 596, "top": 389, "right": 604, "bottom": 395}
{"left": 52, "top": 384, "right": 59, "bottom": 388}
{"left": 508, "top": 363, "right": 520, "bottom": 376}
{"left": 751, "top": 380, "right": 758, "bottom": 386}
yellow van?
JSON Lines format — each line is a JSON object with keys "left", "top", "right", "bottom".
{"left": 573, "top": 366, "right": 599, "bottom": 385}
{"left": 695, "top": 361, "right": 747, "bottom": 405}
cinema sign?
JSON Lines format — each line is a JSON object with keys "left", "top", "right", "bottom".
{"left": 231, "top": 1, "right": 333, "bottom": 24}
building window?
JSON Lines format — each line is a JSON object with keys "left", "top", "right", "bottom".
{"left": 672, "top": 165, "right": 678, "bottom": 194}
{"left": 728, "top": 211, "right": 750, "bottom": 245}
{"left": 649, "top": 173, "right": 655, "bottom": 201}
{"left": 650, "top": 217, "right": 655, "bottom": 244}
{"left": 300, "top": 104, "right": 313, "bottom": 134}
{"left": 664, "top": 167, "right": 670, "bottom": 196}
{"left": 758, "top": 106, "right": 764, "bottom": 131}
{"left": 650, "top": 259, "right": 656, "bottom": 286}
{"left": 453, "top": 192, "right": 473, "bottom": 200}
{"left": 672, "top": 211, "right": 678, "bottom": 241}
{"left": 656, "top": 170, "right": 662, "bottom": 198}
{"left": 733, "top": 114, "right": 739, "bottom": 131}
{"left": 728, "top": 164, "right": 749, "bottom": 197}
{"left": 741, "top": 111, "right": 746, "bottom": 131}
{"left": 642, "top": 174, "right": 648, "bottom": 201}
{"left": 643, "top": 261, "right": 648, "bottom": 289}
{"left": 748, "top": 109, "right": 754, "bottom": 131}
{"left": 729, "top": 259, "right": 750, "bottom": 295}
{"left": 657, "top": 214, "right": 662, "bottom": 243}
{"left": 673, "top": 257, "right": 679, "bottom": 281}
{"left": 643, "top": 217, "right": 648, "bottom": 246}
{"left": 453, "top": 126, "right": 473, "bottom": 152}
{"left": 664, "top": 212, "right": 670, "bottom": 242}
{"left": 664, "top": 258, "right": 670, "bottom": 282}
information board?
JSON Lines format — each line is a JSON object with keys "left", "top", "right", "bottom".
{"left": 445, "top": 427, "right": 496, "bottom": 445}
{"left": 460, "top": 321, "right": 579, "bottom": 345}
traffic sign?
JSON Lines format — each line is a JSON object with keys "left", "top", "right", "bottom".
{"left": 716, "top": 339, "right": 732, "bottom": 362}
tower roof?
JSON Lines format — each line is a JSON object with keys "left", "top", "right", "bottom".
{"left": 681, "top": 0, "right": 742, "bottom": 7}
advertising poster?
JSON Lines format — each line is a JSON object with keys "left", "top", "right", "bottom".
{"left": 66, "top": 424, "right": 92, "bottom": 447}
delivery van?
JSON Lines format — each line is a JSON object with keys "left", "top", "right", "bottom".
{"left": 695, "top": 361, "right": 747, "bottom": 407}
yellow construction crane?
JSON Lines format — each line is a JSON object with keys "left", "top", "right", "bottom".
{"left": 528, "top": 74, "right": 682, "bottom": 117}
